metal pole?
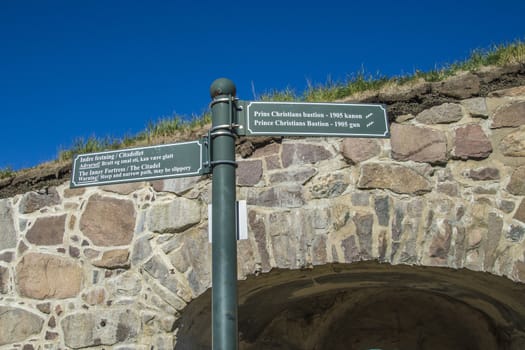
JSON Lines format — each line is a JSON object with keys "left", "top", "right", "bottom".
{"left": 210, "top": 78, "right": 238, "bottom": 350}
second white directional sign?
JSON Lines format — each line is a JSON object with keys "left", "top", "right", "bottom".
{"left": 237, "top": 101, "right": 389, "bottom": 138}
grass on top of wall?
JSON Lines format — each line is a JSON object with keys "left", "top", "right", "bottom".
{"left": 2, "top": 40, "right": 524, "bottom": 175}
{"left": 302, "top": 40, "right": 525, "bottom": 102}
{"left": 0, "top": 167, "right": 14, "bottom": 179}
{"left": 56, "top": 113, "right": 212, "bottom": 163}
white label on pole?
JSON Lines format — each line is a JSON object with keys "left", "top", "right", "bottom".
{"left": 237, "top": 200, "right": 248, "bottom": 240}
{"left": 208, "top": 204, "right": 212, "bottom": 243}
{"left": 208, "top": 200, "right": 248, "bottom": 243}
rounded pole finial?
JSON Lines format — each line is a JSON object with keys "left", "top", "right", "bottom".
{"left": 210, "top": 78, "right": 236, "bottom": 98}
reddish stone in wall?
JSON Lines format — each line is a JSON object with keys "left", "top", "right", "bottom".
{"left": 416, "top": 103, "right": 463, "bottom": 124}
{"left": 491, "top": 101, "right": 525, "bottom": 128}
{"left": 91, "top": 249, "right": 130, "bottom": 269}
{"left": 507, "top": 166, "right": 525, "bottom": 195}
{"left": 0, "top": 306, "right": 44, "bottom": 345}
{"left": 80, "top": 194, "right": 136, "bottom": 246}
{"left": 0, "top": 199, "right": 17, "bottom": 251}
{"left": 18, "top": 188, "right": 61, "bottom": 214}
{"left": 282, "top": 143, "right": 332, "bottom": 167}
{"left": 16, "top": 253, "right": 82, "bottom": 299}
{"left": 390, "top": 124, "right": 447, "bottom": 164}
{"left": 433, "top": 72, "right": 480, "bottom": 99}
{"left": 237, "top": 160, "right": 263, "bottom": 186}
{"left": 26, "top": 215, "right": 66, "bottom": 246}
{"left": 152, "top": 177, "right": 202, "bottom": 195}
{"left": 252, "top": 142, "right": 280, "bottom": 158}
{"left": 452, "top": 124, "right": 492, "bottom": 160}
{"left": 466, "top": 167, "right": 500, "bottom": 181}
{"left": 0, "top": 266, "right": 9, "bottom": 294}
{"left": 248, "top": 210, "right": 271, "bottom": 272}
{"left": 500, "top": 126, "right": 525, "bottom": 157}
{"left": 358, "top": 163, "right": 432, "bottom": 195}
{"left": 515, "top": 199, "right": 525, "bottom": 224}
{"left": 515, "top": 259, "right": 525, "bottom": 282}
{"left": 101, "top": 182, "right": 145, "bottom": 195}
{"left": 341, "top": 138, "right": 381, "bottom": 164}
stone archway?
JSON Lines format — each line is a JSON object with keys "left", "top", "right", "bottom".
{"left": 175, "top": 262, "right": 525, "bottom": 350}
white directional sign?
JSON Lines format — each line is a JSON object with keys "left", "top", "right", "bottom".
{"left": 237, "top": 101, "right": 389, "bottom": 138}
{"left": 71, "top": 139, "right": 209, "bottom": 188}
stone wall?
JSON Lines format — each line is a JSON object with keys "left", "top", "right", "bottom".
{"left": 1, "top": 66, "right": 525, "bottom": 349}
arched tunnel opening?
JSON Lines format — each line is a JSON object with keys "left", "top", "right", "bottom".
{"left": 175, "top": 262, "right": 525, "bottom": 350}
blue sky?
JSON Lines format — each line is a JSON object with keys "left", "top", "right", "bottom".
{"left": 1, "top": 0, "right": 524, "bottom": 170}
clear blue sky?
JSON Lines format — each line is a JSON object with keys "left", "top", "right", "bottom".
{"left": 1, "top": 0, "right": 524, "bottom": 170}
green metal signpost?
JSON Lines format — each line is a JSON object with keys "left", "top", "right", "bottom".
{"left": 209, "top": 79, "right": 238, "bottom": 350}
{"left": 70, "top": 78, "right": 389, "bottom": 350}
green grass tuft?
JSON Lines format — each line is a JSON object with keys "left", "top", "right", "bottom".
{"left": 57, "top": 112, "right": 214, "bottom": 162}
{"left": 0, "top": 166, "right": 14, "bottom": 179}
{"left": 411, "top": 40, "right": 525, "bottom": 82}
{"left": 58, "top": 135, "right": 122, "bottom": 162}
{"left": 259, "top": 87, "right": 297, "bottom": 102}
{"left": 304, "top": 71, "right": 390, "bottom": 102}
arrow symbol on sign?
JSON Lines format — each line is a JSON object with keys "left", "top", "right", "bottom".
{"left": 367, "top": 121, "right": 374, "bottom": 128}
{"left": 365, "top": 113, "right": 373, "bottom": 119}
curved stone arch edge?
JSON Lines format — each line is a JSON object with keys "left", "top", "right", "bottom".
{"left": 174, "top": 261, "right": 525, "bottom": 349}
